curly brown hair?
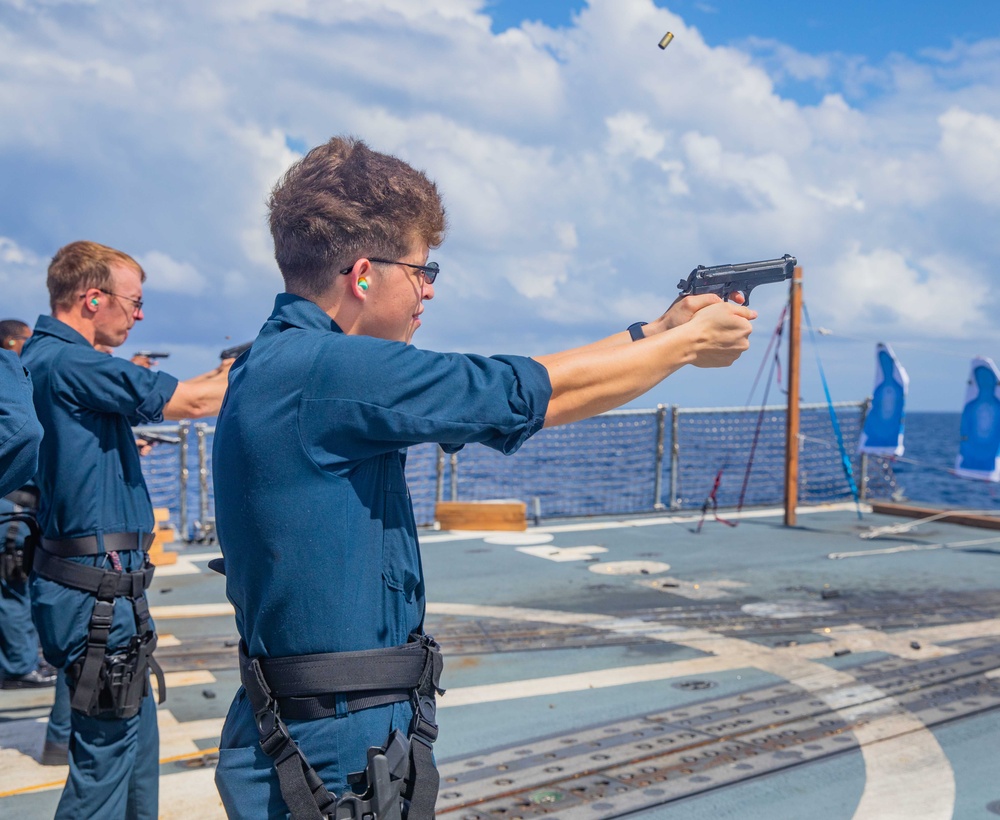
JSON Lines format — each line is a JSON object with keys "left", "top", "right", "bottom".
{"left": 47, "top": 241, "right": 145, "bottom": 312}
{"left": 269, "top": 137, "right": 447, "bottom": 297}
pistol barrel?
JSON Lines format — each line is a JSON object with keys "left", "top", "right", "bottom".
{"left": 676, "top": 254, "right": 796, "bottom": 305}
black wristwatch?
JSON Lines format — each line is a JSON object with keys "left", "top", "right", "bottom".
{"left": 627, "top": 321, "right": 648, "bottom": 342}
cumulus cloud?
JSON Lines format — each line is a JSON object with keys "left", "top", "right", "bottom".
{"left": 0, "top": 237, "right": 48, "bottom": 319}
{"left": 939, "top": 106, "right": 1000, "bottom": 205}
{"left": 135, "top": 251, "right": 207, "bottom": 294}
{"left": 0, "top": 0, "right": 998, "bottom": 406}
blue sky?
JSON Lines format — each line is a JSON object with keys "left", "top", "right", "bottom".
{"left": 490, "top": 1, "right": 1000, "bottom": 63}
{"left": 2, "top": 0, "right": 999, "bottom": 413}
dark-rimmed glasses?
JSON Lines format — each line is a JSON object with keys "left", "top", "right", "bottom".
{"left": 98, "top": 289, "right": 144, "bottom": 312}
{"left": 339, "top": 258, "right": 440, "bottom": 284}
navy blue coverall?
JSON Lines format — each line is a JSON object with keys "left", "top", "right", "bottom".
{"left": 0, "top": 350, "right": 44, "bottom": 688}
{"left": 22, "top": 315, "right": 178, "bottom": 819}
{"left": 212, "top": 294, "right": 551, "bottom": 817}
{"left": 0, "top": 349, "right": 41, "bottom": 497}
{"left": 1, "top": 487, "right": 43, "bottom": 680}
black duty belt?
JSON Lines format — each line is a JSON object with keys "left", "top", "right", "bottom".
{"left": 32, "top": 544, "right": 165, "bottom": 716}
{"left": 41, "top": 532, "right": 155, "bottom": 557}
{"left": 239, "top": 634, "right": 445, "bottom": 820}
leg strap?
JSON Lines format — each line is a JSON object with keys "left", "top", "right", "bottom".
{"left": 33, "top": 547, "right": 164, "bottom": 715}
{"left": 239, "top": 635, "right": 445, "bottom": 819}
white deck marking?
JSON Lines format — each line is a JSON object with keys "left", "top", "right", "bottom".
{"left": 153, "top": 551, "right": 223, "bottom": 577}
{"left": 797, "top": 624, "right": 958, "bottom": 660}
{"left": 159, "top": 768, "right": 226, "bottom": 819}
{"left": 903, "top": 617, "right": 1000, "bottom": 643}
{"left": 149, "top": 603, "right": 235, "bottom": 619}
{"left": 515, "top": 545, "right": 607, "bottom": 562}
{"left": 0, "top": 708, "right": 225, "bottom": 797}
{"left": 156, "top": 670, "right": 218, "bottom": 691}
{"left": 157, "top": 709, "right": 225, "bottom": 759}
{"left": 427, "top": 601, "right": 956, "bottom": 820}
{"left": 588, "top": 560, "right": 670, "bottom": 576}
{"left": 440, "top": 656, "right": 741, "bottom": 707}
{"left": 483, "top": 533, "right": 554, "bottom": 546}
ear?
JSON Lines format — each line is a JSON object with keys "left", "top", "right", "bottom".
{"left": 85, "top": 288, "right": 101, "bottom": 313}
{"left": 350, "top": 260, "right": 373, "bottom": 299}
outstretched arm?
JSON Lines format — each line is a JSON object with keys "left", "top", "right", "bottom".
{"left": 539, "top": 293, "right": 743, "bottom": 364}
{"left": 163, "top": 359, "right": 234, "bottom": 420}
{"left": 536, "top": 301, "right": 756, "bottom": 427}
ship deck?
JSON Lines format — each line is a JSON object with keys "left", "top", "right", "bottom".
{"left": 2, "top": 502, "right": 1000, "bottom": 819}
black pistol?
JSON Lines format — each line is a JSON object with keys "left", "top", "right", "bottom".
{"left": 135, "top": 351, "right": 170, "bottom": 360}
{"left": 677, "top": 254, "right": 796, "bottom": 306}
{"left": 220, "top": 341, "right": 253, "bottom": 360}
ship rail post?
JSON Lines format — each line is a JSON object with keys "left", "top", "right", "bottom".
{"left": 196, "top": 423, "right": 210, "bottom": 538}
{"left": 668, "top": 405, "right": 680, "bottom": 510}
{"left": 177, "top": 421, "right": 190, "bottom": 541}
{"left": 653, "top": 404, "right": 668, "bottom": 510}
{"left": 858, "top": 397, "right": 871, "bottom": 500}
{"left": 784, "top": 265, "right": 803, "bottom": 526}
{"left": 435, "top": 446, "right": 445, "bottom": 503}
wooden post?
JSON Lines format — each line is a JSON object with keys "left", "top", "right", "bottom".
{"left": 784, "top": 266, "right": 803, "bottom": 526}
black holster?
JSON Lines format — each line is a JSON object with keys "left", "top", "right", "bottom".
{"left": 0, "top": 509, "right": 40, "bottom": 585}
{"left": 240, "top": 634, "right": 445, "bottom": 819}
{"left": 67, "top": 631, "right": 160, "bottom": 719}
{"left": 32, "top": 545, "right": 165, "bottom": 719}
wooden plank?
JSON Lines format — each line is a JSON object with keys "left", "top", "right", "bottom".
{"left": 784, "top": 266, "right": 803, "bottom": 527}
{"left": 150, "top": 506, "right": 179, "bottom": 565}
{"left": 435, "top": 501, "right": 526, "bottom": 532}
{"left": 870, "top": 501, "right": 1000, "bottom": 531}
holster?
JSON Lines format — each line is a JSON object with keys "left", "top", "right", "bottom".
{"left": 67, "top": 631, "right": 161, "bottom": 719}
{"left": 240, "top": 633, "right": 445, "bottom": 819}
{"left": 0, "top": 510, "right": 40, "bottom": 585}
{"left": 32, "top": 543, "right": 165, "bottom": 719}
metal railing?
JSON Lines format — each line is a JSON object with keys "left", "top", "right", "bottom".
{"left": 137, "top": 400, "right": 868, "bottom": 541}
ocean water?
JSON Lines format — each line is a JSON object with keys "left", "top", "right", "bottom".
{"left": 144, "top": 409, "right": 999, "bottom": 539}
{"left": 879, "top": 412, "right": 1000, "bottom": 511}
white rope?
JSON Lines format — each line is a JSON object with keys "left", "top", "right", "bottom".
{"left": 859, "top": 509, "right": 1000, "bottom": 539}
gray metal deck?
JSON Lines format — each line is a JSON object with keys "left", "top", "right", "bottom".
{"left": 2, "top": 502, "right": 1000, "bottom": 818}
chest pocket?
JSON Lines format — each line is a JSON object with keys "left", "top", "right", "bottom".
{"left": 381, "top": 452, "right": 421, "bottom": 598}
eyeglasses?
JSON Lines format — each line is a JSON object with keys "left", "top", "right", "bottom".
{"left": 99, "top": 289, "right": 144, "bottom": 312}
{"left": 339, "top": 258, "right": 440, "bottom": 284}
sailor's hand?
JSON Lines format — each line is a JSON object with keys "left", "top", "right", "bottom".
{"left": 686, "top": 301, "right": 757, "bottom": 368}
{"left": 653, "top": 292, "right": 746, "bottom": 333}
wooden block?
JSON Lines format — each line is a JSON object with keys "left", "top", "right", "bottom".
{"left": 149, "top": 507, "right": 178, "bottom": 565}
{"left": 435, "top": 501, "right": 526, "bottom": 532}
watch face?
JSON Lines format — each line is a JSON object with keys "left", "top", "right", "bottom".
{"left": 628, "top": 322, "right": 647, "bottom": 341}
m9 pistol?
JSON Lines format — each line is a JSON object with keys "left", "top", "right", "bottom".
{"left": 677, "top": 254, "right": 797, "bottom": 306}
{"left": 220, "top": 341, "right": 253, "bottom": 360}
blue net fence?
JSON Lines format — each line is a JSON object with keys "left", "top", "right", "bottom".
{"left": 138, "top": 401, "right": 867, "bottom": 540}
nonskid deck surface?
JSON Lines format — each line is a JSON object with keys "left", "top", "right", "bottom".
{"left": 2, "top": 502, "right": 1000, "bottom": 819}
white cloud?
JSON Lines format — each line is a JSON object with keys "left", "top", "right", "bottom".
{"left": 135, "top": 251, "right": 206, "bottom": 294}
{"left": 0, "top": 238, "right": 48, "bottom": 319}
{"left": 0, "top": 0, "right": 999, "bottom": 400}
{"left": 823, "top": 243, "right": 989, "bottom": 338}
{"left": 939, "top": 106, "right": 1000, "bottom": 205}
{"left": 605, "top": 112, "right": 667, "bottom": 160}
